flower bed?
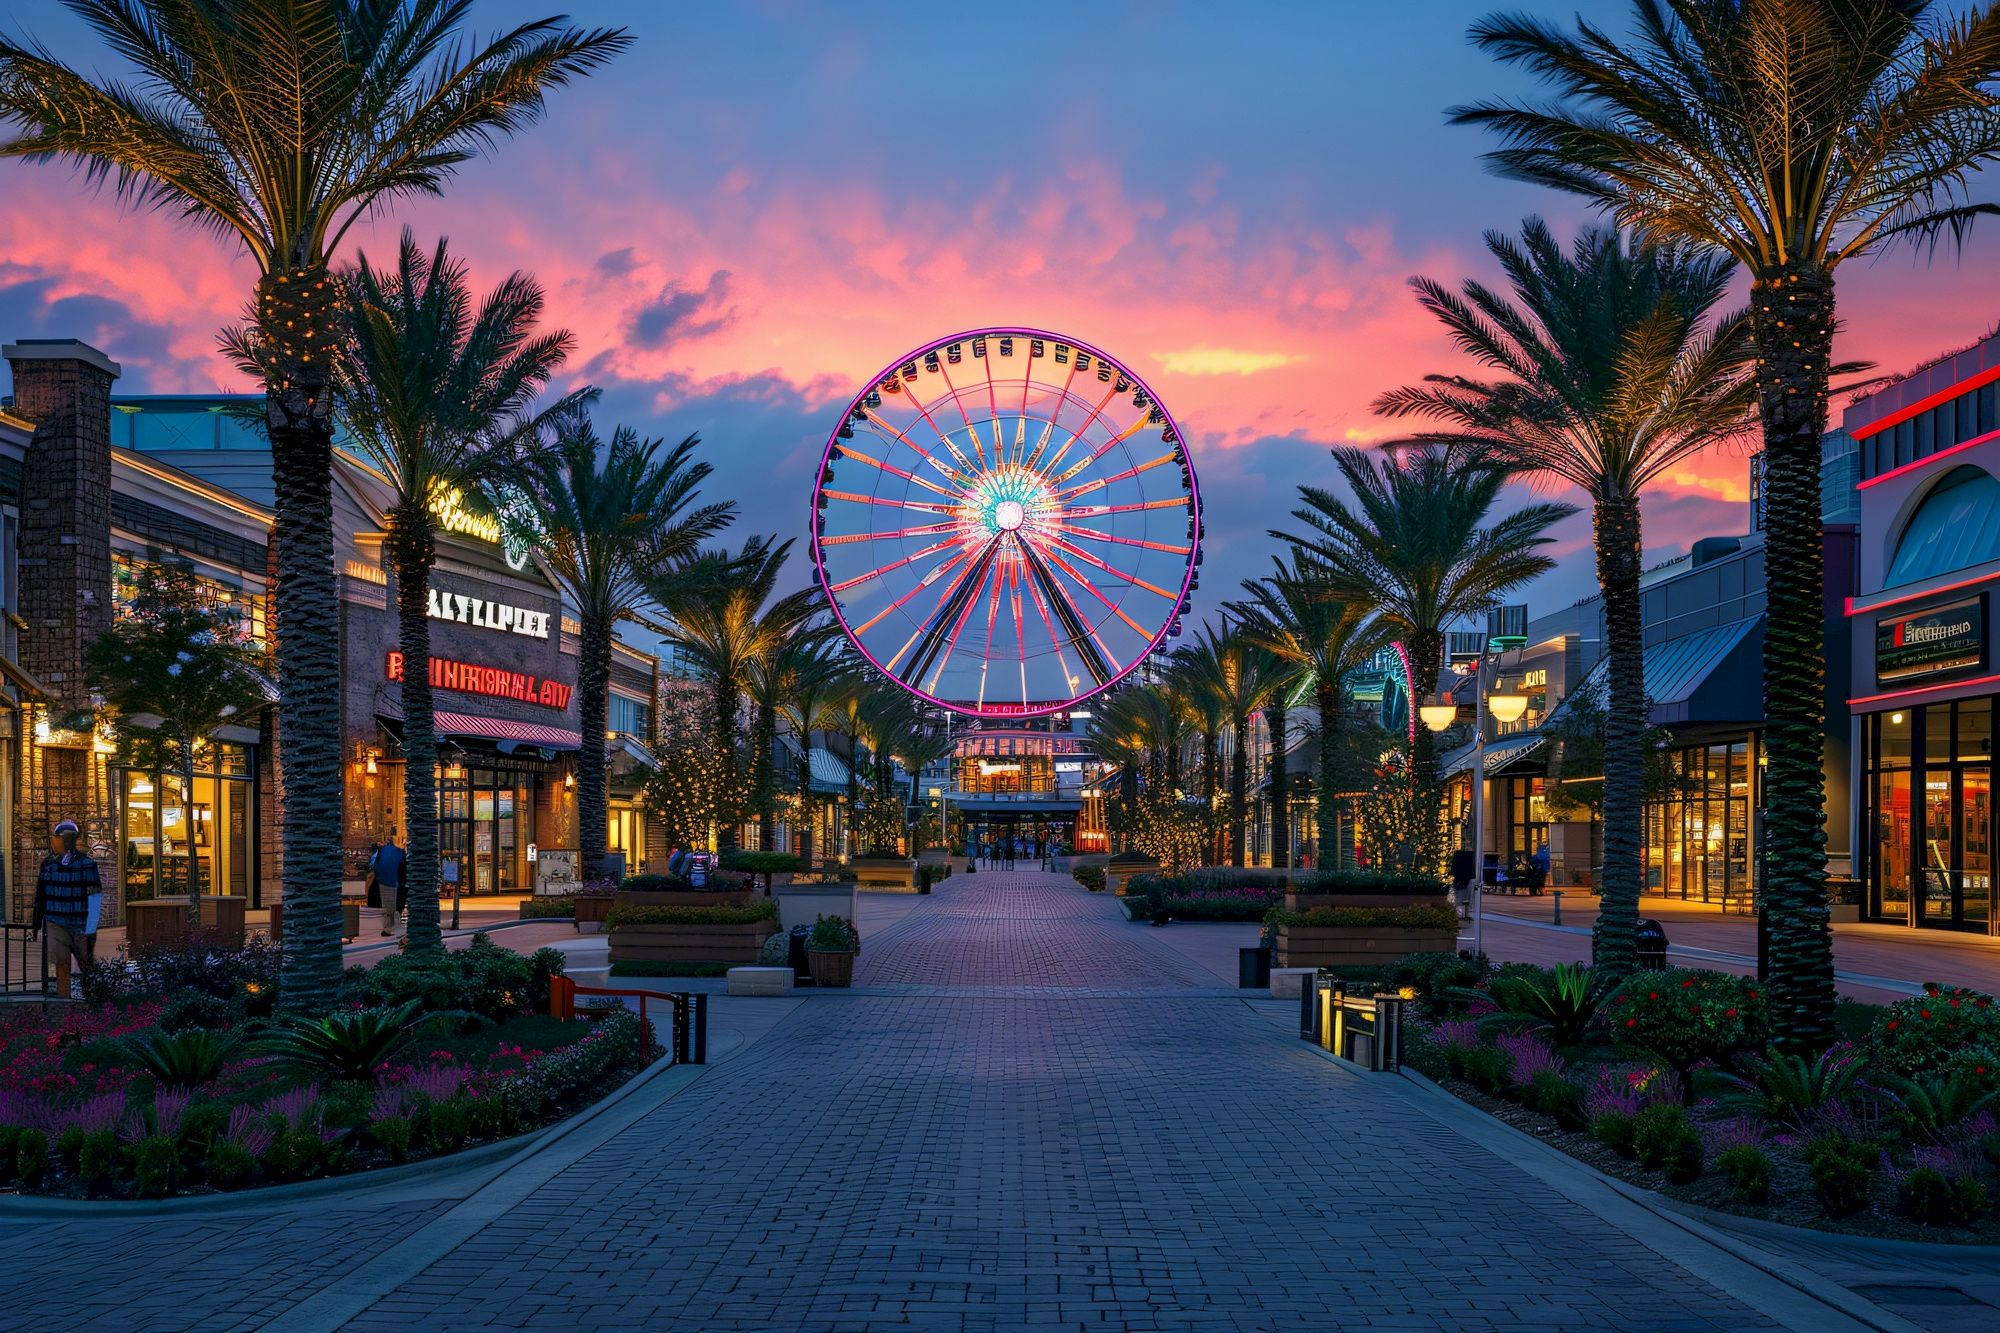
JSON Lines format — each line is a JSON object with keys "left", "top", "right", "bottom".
{"left": 1402, "top": 967, "right": 2000, "bottom": 1242}
{"left": 0, "top": 936, "right": 655, "bottom": 1200}
{"left": 1071, "top": 864, "right": 1107, "bottom": 893}
{"left": 519, "top": 879, "right": 616, "bottom": 921}
{"left": 1121, "top": 886, "right": 1283, "bottom": 922}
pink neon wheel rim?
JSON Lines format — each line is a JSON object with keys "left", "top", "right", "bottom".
{"left": 811, "top": 327, "right": 1200, "bottom": 717}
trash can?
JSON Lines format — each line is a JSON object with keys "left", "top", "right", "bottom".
{"left": 787, "top": 924, "right": 813, "bottom": 982}
{"left": 1635, "top": 918, "right": 1668, "bottom": 970}
{"left": 1238, "top": 946, "right": 1272, "bottom": 990}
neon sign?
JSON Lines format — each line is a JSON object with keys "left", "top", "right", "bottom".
{"left": 386, "top": 651, "right": 572, "bottom": 711}
{"left": 429, "top": 486, "right": 531, "bottom": 571}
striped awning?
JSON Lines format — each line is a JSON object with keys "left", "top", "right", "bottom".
{"left": 433, "top": 711, "right": 581, "bottom": 751}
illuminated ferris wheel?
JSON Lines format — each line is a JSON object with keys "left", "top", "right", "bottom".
{"left": 810, "top": 328, "right": 1200, "bottom": 718}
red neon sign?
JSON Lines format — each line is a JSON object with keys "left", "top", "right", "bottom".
{"left": 386, "top": 651, "right": 573, "bottom": 711}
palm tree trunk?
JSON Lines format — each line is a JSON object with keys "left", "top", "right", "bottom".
{"left": 1228, "top": 705, "right": 1249, "bottom": 867}
{"left": 264, "top": 264, "right": 345, "bottom": 1013}
{"left": 1266, "top": 698, "right": 1289, "bottom": 869}
{"left": 389, "top": 509, "right": 442, "bottom": 955}
{"left": 717, "top": 670, "right": 742, "bottom": 853}
{"left": 754, "top": 697, "right": 776, "bottom": 851}
{"left": 1316, "top": 679, "right": 1341, "bottom": 871}
{"left": 1752, "top": 263, "right": 1838, "bottom": 1051}
{"left": 1592, "top": 493, "right": 1645, "bottom": 975}
{"left": 576, "top": 607, "right": 613, "bottom": 879}
{"left": 1202, "top": 729, "right": 1221, "bottom": 864}
{"left": 796, "top": 743, "right": 813, "bottom": 866}
{"left": 1403, "top": 629, "right": 1445, "bottom": 876}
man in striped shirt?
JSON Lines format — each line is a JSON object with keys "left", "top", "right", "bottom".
{"left": 32, "top": 818, "right": 98, "bottom": 999}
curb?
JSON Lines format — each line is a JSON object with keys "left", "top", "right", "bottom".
{"left": 1650, "top": 1189, "right": 2000, "bottom": 1266}
{"left": 0, "top": 1027, "right": 744, "bottom": 1220}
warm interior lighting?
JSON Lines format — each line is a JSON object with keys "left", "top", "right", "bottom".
{"left": 1487, "top": 691, "right": 1530, "bottom": 725}
{"left": 1418, "top": 695, "right": 1459, "bottom": 732}
{"left": 564, "top": 771, "right": 575, "bottom": 790}
{"left": 364, "top": 754, "right": 378, "bottom": 775}
{"left": 1891, "top": 712, "right": 1906, "bottom": 725}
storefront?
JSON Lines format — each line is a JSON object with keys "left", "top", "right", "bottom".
{"left": 1645, "top": 737, "right": 1760, "bottom": 910}
{"left": 117, "top": 740, "right": 259, "bottom": 902}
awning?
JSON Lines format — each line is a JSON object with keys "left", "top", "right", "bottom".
{"left": 808, "top": 747, "right": 850, "bottom": 795}
{"left": 433, "top": 710, "right": 581, "bottom": 751}
{"left": 609, "top": 734, "right": 658, "bottom": 771}
{"left": 1555, "top": 616, "right": 1763, "bottom": 729}
{"left": 1442, "top": 732, "right": 1549, "bottom": 779}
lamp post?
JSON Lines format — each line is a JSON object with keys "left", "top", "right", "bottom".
{"left": 1420, "top": 655, "right": 1527, "bottom": 962}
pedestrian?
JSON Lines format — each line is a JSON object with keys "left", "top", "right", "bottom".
{"left": 1004, "top": 835, "right": 1016, "bottom": 871}
{"left": 32, "top": 817, "right": 98, "bottom": 999}
{"left": 1530, "top": 841, "right": 1551, "bottom": 896}
{"left": 373, "top": 829, "right": 408, "bottom": 937}
{"left": 1449, "top": 846, "right": 1476, "bottom": 920}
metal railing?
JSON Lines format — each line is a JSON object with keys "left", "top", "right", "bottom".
{"left": 0, "top": 926, "right": 48, "bottom": 996}
{"left": 1297, "top": 971, "right": 1407, "bottom": 1073}
{"left": 549, "top": 976, "right": 707, "bottom": 1066}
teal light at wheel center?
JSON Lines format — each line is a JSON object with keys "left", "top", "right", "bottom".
{"left": 963, "top": 465, "right": 1056, "bottom": 541}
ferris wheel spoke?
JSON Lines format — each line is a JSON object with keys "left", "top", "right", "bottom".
{"left": 828, "top": 537, "right": 960, "bottom": 595}
{"left": 920, "top": 556, "right": 996, "bottom": 696}
{"left": 1052, "top": 413, "right": 1153, "bottom": 486}
{"left": 857, "top": 412, "right": 965, "bottom": 486}
{"left": 904, "top": 539, "right": 1000, "bottom": 687}
{"left": 1035, "top": 382, "right": 1122, "bottom": 476}
{"left": 1018, "top": 538, "right": 1117, "bottom": 683}
{"left": 833, "top": 444, "right": 961, "bottom": 500}
{"left": 1058, "top": 496, "right": 1190, "bottom": 519}
{"left": 1061, "top": 450, "right": 1178, "bottom": 498}
{"left": 819, "top": 521, "right": 960, "bottom": 547}
{"left": 823, "top": 489, "right": 957, "bottom": 516}
{"left": 1041, "top": 534, "right": 1180, "bottom": 600}
{"left": 1018, "top": 552, "right": 1089, "bottom": 698}
{"left": 1064, "top": 525, "right": 1192, "bottom": 555}
{"left": 1039, "top": 546, "right": 1153, "bottom": 640}
{"left": 849, "top": 542, "right": 979, "bottom": 636}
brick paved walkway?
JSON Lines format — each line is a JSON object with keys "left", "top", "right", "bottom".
{"left": 0, "top": 870, "right": 1888, "bottom": 1330}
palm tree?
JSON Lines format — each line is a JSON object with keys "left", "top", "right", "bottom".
{"left": 1374, "top": 219, "right": 1756, "bottom": 971}
{"left": 1168, "top": 632, "right": 1236, "bottom": 865}
{"left": 1450, "top": 0, "right": 2000, "bottom": 1050}
{"left": 1179, "top": 627, "right": 1286, "bottom": 867}
{"left": 775, "top": 638, "right": 854, "bottom": 865}
{"left": 506, "top": 420, "right": 733, "bottom": 879}
{"left": 656, "top": 538, "right": 819, "bottom": 850}
{"left": 332, "top": 230, "right": 574, "bottom": 956}
{"left": 1284, "top": 449, "right": 1572, "bottom": 872}
{"left": 0, "top": 2, "right": 627, "bottom": 1009}
{"left": 1234, "top": 554, "right": 1390, "bottom": 871}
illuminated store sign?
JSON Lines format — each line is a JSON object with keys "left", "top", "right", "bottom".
{"left": 428, "top": 486, "right": 531, "bottom": 572}
{"left": 1877, "top": 596, "right": 1986, "bottom": 685}
{"left": 386, "top": 651, "right": 572, "bottom": 710}
{"left": 428, "top": 587, "right": 551, "bottom": 640}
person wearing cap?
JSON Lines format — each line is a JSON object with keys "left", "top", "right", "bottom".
{"left": 32, "top": 818, "right": 98, "bottom": 998}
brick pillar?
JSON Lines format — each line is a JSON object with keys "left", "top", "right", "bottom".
{"left": 6, "top": 340, "right": 121, "bottom": 920}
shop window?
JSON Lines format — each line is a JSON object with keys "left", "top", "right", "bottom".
{"left": 1886, "top": 466, "right": 2000, "bottom": 586}
{"left": 609, "top": 694, "right": 651, "bottom": 737}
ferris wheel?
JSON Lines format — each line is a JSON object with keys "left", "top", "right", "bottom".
{"left": 810, "top": 327, "right": 1200, "bottom": 718}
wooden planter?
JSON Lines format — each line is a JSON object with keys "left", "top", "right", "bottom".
{"left": 1283, "top": 893, "right": 1443, "bottom": 913}
{"left": 1276, "top": 924, "right": 1456, "bottom": 970}
{"left": 1107, "top": 855, "right": 1160, "bottom": 896}
{"left": 259, "top": 899, "right": 359, "bottom": 944}
{"left": 614, "top": 890, "right": 753, "bottom": 910}
{"left": 808, "top": 948, "right": 856, "bottom": 988}
{"left": 608, "top": 920, "right": 775, "bottom": 965}
{"left": 850, "top": 857, "right": 917, "bottom": 891}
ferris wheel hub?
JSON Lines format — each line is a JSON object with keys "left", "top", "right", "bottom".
{"left": 993, "top": 500, "right": 1025, "bottom": 532}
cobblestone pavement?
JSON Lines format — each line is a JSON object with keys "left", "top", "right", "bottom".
{"left": 0, "top": 871, "right": 1847, "bottom": 1330}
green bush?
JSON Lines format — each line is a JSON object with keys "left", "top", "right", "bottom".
{"left": 1806, "top": 1135, "right": 1876, "bottom": 1218}
{"left": 370, "top": 1114, "right": 414, "bottom": 1161}
{"left": 1291, "top": 869, "right": 1449, "bottom": 896}
{"left": 86, "top": 932, "right": 283, "bottom": 1012}
{"left": 1718, "top": 1046, "right": 1870, "bottom": 1131}
{"left": 346, "top": 935, "right": 563, "bottom": 1022}
{"left": 1874, "top": 1065, "right": 2000, "bottom": 1144}
{"left": 157, "top": 990, "right": 237, "bottom": 1033}
{"left": 1872, "top": 984, "right": 2000, "bottom": 1079}
{"left": 518, "top": 895, "right": 577, "bottom": 919}
{"left": 121, "top": 1026, "right": 245, "bottom": 1088}
{"left": 16, "top": 1129, "right": 48, "bottom": 1189}
{"left": 619, "top": 873, "right": 696, "bottom": 893}
{"left": 130, "top": 1135, "right": 179, "bottom": 1198}
{"left": 1478, "top": 962, "right": 1613, "bottom": 1047}
{"left": 807, "top": 914, "right": 860, "bottom": 953}
{"left": 204, "top": 1139, "right": 254, "bottom": 1189}
{"left": 1387, "top": 952, "right": 1489, "bottom": 1018}
{"left": 1524, "top": 1070, "right": 1585, "bottom": 1128}
{"left": 1632, "top": 1103, "right": 1703, "bottom": 1183}
{"left": 1608, "top": 969, "right": 1765, "bottom": 1094}
{"left": 1072, "top": 864, "right": 1106, "bottom": 892}
{"left": 1270, "top": 903, "right": 1461, "bottom": 932}
{"left": 1458, "top": 1043, "right": 1510, "bottom": 1094}
{"left": 424, "top": 1097, "right": 471, "bottom": 1154}
{"left": 1716, "top": 1145, "right": 1771, "bottom": 1204}
{"left": 267, "top": 1001, "right": 432, "bottom": 1083}
{"left": 1592, "top": 1111, "right": 1638, "bottom": 1157}
{"left": 1899, "top": 1167, "right": 1987, "bottom": 1227}
{"left": 604, "top": 900, "right": 778, "bottom": 929}
{"left": 719, "top": 851, "right": 802, "bottom": 874}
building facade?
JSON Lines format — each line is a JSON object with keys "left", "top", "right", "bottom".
{"left": 1846, "top": 327, "right": 2000, "bottom": 932}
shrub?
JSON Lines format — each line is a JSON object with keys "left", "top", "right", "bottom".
{"left": 604, "top": 900, "right": 778, "bottom": 929}
{"left": 1388, "top": 952, "right": 1490, "bottom": 1019}
{"left": 1526, "top": 1070, "right": 1584, "bottom": 1128}
{"left": 1072, "top": 864, "right": 1106, "bottom": 893}
{"left": 1131, "top": 888, "right": 1284, "bottom": 922}
{"left": 1430, "top": 1019, "right": 1480, "bottom": 1078}
{"left": 1478, "top": 963, "right": 1613, "bottom": 1047}
{"left": 1632, "top": 1103, "right": 1703, "bottom": 1183}
{"left": 1608, "top": 969, "right": 1765, "bottom": 1097}
{"left": 347, "top": 935, "right": 560, "bottom": 1022}
{"left": 16, "top": 1128, "right": 47, "bottom": 1188}
{"left": 1592, "top": 1111, "right": 1638, "bottom": 1157}
{"left": 1899, "top": 1167, "right": 1986, "bottom": 1227}
{"left": 261, "top": 1086, "right": 339, "bottom": 1181}
{"left": 1872, "top": 984, "right": 2000, "bottom": 1079}
{"left": 1270, "top": 903, "right": 1462, "bottom": 932}
{"left": 507, "top": 1010, "right": 644, "bottom": 1122}
{"left": 267, "top": 1001, "right": 433, "bottom": 1083}
{"left": 424, "top": 1096, "right": 471, "bottom": 1154}
{"left": 157, "top": 991, "right": 237, "bottom": 1033}
{"left": 75, "top": 1127, "right": 120, "bottom": 1188}
{"left": 1291, "top": 869, "right": 1449, "bottom": 896}
{"left": 518, "top": 895, "right": 577, "bottom": 920}
{"left": 1806, "top": 1135, "right": 1876, "bottom": 1218}
{"left": 806, "top": 915, "right": 860, "bottom": 953}
{"left": 127, "top": 1135, "right": 179, "bottom": 1198}
{"left": 718, "top": 851, "right": 801, "bottom": 875}
{"left": 1458, "top": 1043, "right": 1510, "bottom": 1094}
{"left": 1876, "top": 1065, "right": 2000, "bottom": 1144}
{"left": 204, "top": 1138, "right": 255, "bottom": 1188}
{"left": 121, "top": 1027, "right": 245, "bottom": 1089}
{"left": 87, "top": 932, "right": 283, "bottom": 1013}
{"left": 618, "top": 873, "right": 696, "bottom": 894}
{"left": 1715, "top": 1145, "right": 1771, "bottom": 1204}
{"left": 1718, "top": 1045, "right": 1870, "bottom": 1131}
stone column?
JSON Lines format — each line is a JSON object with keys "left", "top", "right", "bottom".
{"left": 5, "top": 340, "right": 121, "bottom": 922}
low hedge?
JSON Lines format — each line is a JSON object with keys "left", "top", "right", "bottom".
{"left": 722, "top": 850, "right": 803, "bottom": 874}
{"left": 604, "top": 900, "right": 780, "bottom": 930}
{"left": 346, "top": 934, "right": 567, "bottom": 1021}
{"left": 618, "top": 873, "right": 695, "bottom": 894}
{"left": 1072, "top": 864, "right": 1106, "bottom": 892}
{"left": 1126, "top": 867, "right": 1447, "bottom": 899}
{"left": 1267, "top": 903, "right": 1461, "bottom": 932}
{"left": 1123, "top": 888, "right": 1278, "bottom": 922}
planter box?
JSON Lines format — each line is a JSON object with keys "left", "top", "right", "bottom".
{"left": 263, "top": 899, "right": 360, "bottom": 944}
{"left": 124, "top": 895, "right": 251, "bottom": 950}
{"left": 808, "top": 948, "right": 856, "bottom": 988}
{"left": 850, "top": 857, "right": 918, "bottom": 891}
{"left": 777, "top": 884, "right": 857, "bottom": 932}
{"left": 1284, "top": 893, "right": 1445, "bottom": 913}
{"left": 1107, "top": 855, "right": 1160, "bottom": 896}
{"left": 608, "top": 920, "right": 776, "bottom": 965}
{"left": 614, "top": 889, "right": 753, "bottom": 910}
{"left": 1277, "top": 924, "right": 1456, "bottom": 970}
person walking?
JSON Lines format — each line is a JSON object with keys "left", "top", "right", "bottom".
{"left": 32, "top": 818, "right": 98, "bottom": 999}
{"left": 1449, "top": 847, "right": 1476, "bottom": 921}
{"left": 373, "top": 830, "right": 409, "bottom": 937}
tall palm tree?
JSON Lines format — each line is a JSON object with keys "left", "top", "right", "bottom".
{"left": 1450, "top": 0, "right": 2000, "bottom": 1050}
{"left": 1168, "top": 632, "right": 1235, "bottom": 865}
{"left": 331, "top": 230, "right": 574, "bottom": 956}
{"left": 1234, "top": 554, "right": 1390, "bottom": 870}
{"left": 1179, "top": 627, "right": 1286, "bottom": 867}
{"left": 1284, "top": 449, "right": 1572, "bottom": 872}
{"left": 507, "top": 421, "right": 733, "bottom": 879}
{"left": 775, "top": 638, "right": 854, "bottom": 865}
{"left": 0, "top": 1, "right": 628, "bottom": 1009}
{"left": 1374, "top": 219, "right": 1756, "bottom": 972}
{"left": 656, "top": 538, "right": 819, "bottom": 850}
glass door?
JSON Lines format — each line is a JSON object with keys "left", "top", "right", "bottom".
{"left": 1963, "top": 766, "right": 1991, "bottom": 932}
{"left": 1922, "top": 771, "right": 1956, "bottom": 925}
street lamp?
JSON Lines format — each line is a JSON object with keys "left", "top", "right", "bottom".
{"left": 1420, "top": 662, "right": 1528, "bottom": 962}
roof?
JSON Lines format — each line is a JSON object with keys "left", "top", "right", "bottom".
{"left": 809, "top": 747, "right": 850, "bottom": 794}
{"left": 1442, "top": 732, "right": 1548, "bottom": 779}
{"left": 1557, "top": 616, "right": 1763, "bottom": 729}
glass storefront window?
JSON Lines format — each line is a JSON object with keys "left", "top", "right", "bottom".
{"left": 1865, "top": 702, "right": 1998, "bottom": 929}
{"left": 118, "top": 746, "right": 256, "bottom": 902}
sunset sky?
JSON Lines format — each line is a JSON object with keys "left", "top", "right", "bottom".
{"left": 4, "top": 1, "right": 1999, "bottom": 624}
